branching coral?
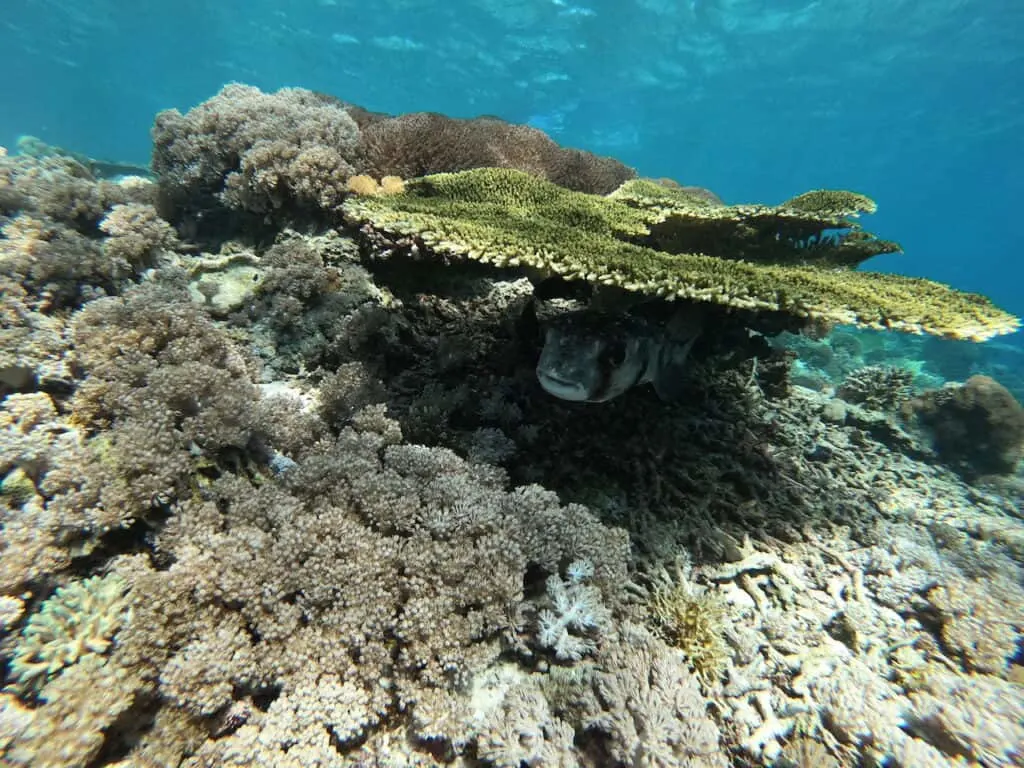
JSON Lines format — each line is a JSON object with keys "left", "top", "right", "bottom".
{"left": 152, "top": 83, "right": 361, "bottom": 227}
{"left": 836, "top": 365, "right": 915, "bottom": 411}
{"left": 344, "top": 168, "right": 1018, "bottom": 340}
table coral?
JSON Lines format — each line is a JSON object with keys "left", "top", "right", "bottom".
{"left": 344, "top": 167, "right": 1018, "bottom": 340}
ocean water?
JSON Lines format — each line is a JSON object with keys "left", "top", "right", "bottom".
{"left": 3, "top": 0, "right": 1023, "bottom": 323}
{"left": 2, "top": 1, "right": 1024, "bottom": 766}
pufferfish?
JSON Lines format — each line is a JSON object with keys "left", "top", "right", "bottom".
{"left": 536, "top": 304, "right": 703, "bottom": 403}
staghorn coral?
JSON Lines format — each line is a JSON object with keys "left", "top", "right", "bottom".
{"left": 904, "top": 374, "right": 1024, "bottom": 477}
{"left": 344, "top": 167, "right": 1018, "bottom": 341}
{"left": 836, "top": 364, "right": 915, "bottom": 411}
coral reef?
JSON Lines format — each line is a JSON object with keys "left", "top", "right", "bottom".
{"left": 151, "top": 85, "right": 634, "bottom": 243}
{"left": 1, "top": 93, "right": 1022, "bottom": 768}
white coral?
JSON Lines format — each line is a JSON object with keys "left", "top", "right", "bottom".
{"left": 536, "top": 560, "right": 609, "bottom": 662}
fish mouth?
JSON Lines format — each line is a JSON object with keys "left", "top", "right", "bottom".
{"left": 537, "top": 370, "right": 592, "bottom": 402}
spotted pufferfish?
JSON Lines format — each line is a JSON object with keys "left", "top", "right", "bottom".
{"left": 536, "top": 304, "right": 703, "bottom": 403}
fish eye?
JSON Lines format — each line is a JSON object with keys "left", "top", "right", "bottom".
{"left": 600, "top": 339, "right": 628, "bottom": 368}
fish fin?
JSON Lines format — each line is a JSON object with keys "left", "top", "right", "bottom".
{"left": 665, "top": 302, "right": 705, "bottom": 341}
{"left": 652, "top": 335, "right": 697, "bottom": 402}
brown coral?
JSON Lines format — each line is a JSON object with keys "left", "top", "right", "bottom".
{"left": 905, "top": 374, "right": 1024, "bottom": 477}
{"left": 357, "top": 111, "right": 635, "bottom": 195}
{"left": 152, "top": 83, "right": 361, "bottom": 231}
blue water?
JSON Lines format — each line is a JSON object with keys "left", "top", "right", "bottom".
{"left": 3, "top": 0, "right": 1022, "bottom": 330}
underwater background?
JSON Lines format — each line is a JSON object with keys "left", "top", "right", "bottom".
{"left": 3, "top": 0, "right": 1022, "bottom": 329}
{"left": 2, "top": 1, "right": 1024, "bottom": 767}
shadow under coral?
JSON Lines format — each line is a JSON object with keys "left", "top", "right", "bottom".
{"left": 344, "top": 260, "right": 883, "bottom": 563}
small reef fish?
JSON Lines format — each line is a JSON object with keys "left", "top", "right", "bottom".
{"left": 536, "top": 305, "right": 703, "bottom": 403}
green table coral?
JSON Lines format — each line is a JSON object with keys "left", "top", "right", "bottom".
{"left": 343, "top": 168, "right": 1019, "bottom": 341}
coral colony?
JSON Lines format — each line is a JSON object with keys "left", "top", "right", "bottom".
{"left": 1, "top": 85, "right": 1022, "bottom": 766}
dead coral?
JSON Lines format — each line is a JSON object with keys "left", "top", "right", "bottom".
{"left": 923, "top": 575, "right": 1024, "bottom": 675}
{"left": 904, "top": 666, "right": 1024, "bottom": 766}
